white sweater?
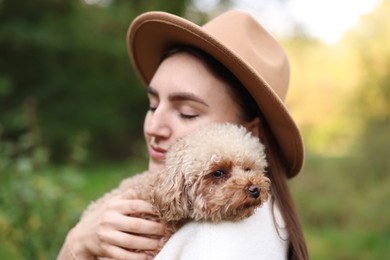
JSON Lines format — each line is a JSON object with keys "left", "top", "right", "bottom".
{"left": 155, "top": 199, "right": 288, "bottom": 260}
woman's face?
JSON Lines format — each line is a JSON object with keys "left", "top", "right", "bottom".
{"left": 144, "top": 53, "right": 254, "bottom": 173}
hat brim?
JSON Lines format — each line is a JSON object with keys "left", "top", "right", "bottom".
{"left": 127, "top": 11, "right": 304, "bottom": 178}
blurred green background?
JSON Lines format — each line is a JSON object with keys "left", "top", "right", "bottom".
{"left": 0, "top": 0, "right": 389, "bottom": 259}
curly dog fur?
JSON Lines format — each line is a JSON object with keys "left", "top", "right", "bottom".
{"left": 85, "top": 123, "right": 271, "bottom": 256}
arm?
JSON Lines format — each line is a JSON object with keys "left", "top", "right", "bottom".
{"left": 57, "top": 180, "right": 165, "bottom": 260}
{"left": 155, "top": 199, "right": 288, "bottom": 260}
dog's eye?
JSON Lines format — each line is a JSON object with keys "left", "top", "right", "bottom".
{"left": 244, "top": 167, "right": 251, "bottom": 171}
{"left": 212, "top": 170, "right": 226, "bottom": 178}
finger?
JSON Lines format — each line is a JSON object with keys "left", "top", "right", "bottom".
{"left": 104, "top": 198, "right": 155, "bottom": 215}
{"left": 112, "top": 214, "right": 166, "bottom": 236}
{"left": 119, "top": 189, "right": 138, "bottom": 199}
{"left": 119, "top": 199, "right": 156, "bottom": 215}
{"left": 104, "top": 230, "right": 161, "bottom": 251}
{"left": 101, "top": 243, "right": 150, "bottom": 260}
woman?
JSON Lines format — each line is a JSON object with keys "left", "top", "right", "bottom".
{"left": 58, "top": 10, "right": 308, "bottom": 260}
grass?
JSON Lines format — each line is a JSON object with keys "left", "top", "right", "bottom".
{"left": 76, "top": 161, "right": 146, "bottom": 201}
{"left": 305, "top": 227, "right": 390, "bottom": 260}
{"left": 290, "top": 154, "right": 390, "bottom": 259}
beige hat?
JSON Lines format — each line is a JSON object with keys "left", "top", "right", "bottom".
{"left": 127, "top": 10, "right": 304, "bottom": 178}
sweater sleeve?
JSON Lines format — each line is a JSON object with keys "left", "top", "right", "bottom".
{"left": 155, "top": 198, "right": 288, "bottom": 260}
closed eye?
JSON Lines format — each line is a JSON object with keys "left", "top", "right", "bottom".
{"left": 180, "top": 113, "right": 198, "bottom": 119}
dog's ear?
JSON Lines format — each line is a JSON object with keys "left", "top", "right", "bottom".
{"left": 151, "top": 159, "right": 191, "bottom": 223}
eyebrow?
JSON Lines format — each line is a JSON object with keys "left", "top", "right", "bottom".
{"left": 147, "top": 86, "right": 209, "bottom": 107}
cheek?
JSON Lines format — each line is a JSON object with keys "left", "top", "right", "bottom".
{"left": 208, "top": 96, "right": 243, "bottom": 124}
{"left": 207, "top": 110, "right": 243, "bottom": 126}
{"left": 171, "top": 122, "right": 205, "bottom": 141}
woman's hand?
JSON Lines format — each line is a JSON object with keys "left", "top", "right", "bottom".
{"left": 67, "top": 191, "right": 166, "bottom": 260}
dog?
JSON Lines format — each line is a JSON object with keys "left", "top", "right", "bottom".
{"left": 85, "top": 123, "right": 270, "bottom": 256}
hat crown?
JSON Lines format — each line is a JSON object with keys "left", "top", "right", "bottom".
{"left": 202, "top": 10, "right": 290, "bottom": 100}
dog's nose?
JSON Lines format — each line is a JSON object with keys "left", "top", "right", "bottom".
{"left": 247, "top": 185, "right": 260, "bottom": 199}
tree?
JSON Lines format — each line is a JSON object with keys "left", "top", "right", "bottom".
{"left": 346, "top": 0, "right": 390, "bottom": 176}
{"left": 0, "top": 0, "right": 189, "bottom": 165}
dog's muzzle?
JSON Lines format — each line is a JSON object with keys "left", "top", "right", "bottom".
{"left": 246, "top": 185, "right": 260, "bottom": 199}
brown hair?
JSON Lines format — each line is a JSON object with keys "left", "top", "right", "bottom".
{"left": 260, "top": 118, "right": 308, "bottom": 260}
{"left": 162, "top": 45, "right": 308, "bottom": 259}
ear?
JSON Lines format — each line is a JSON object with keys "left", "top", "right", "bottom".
{"left": 151, "top": 157, "right": 190, "bottom": 222}
{"left": 244, "top": 117, "right": 261, "bottom": 138}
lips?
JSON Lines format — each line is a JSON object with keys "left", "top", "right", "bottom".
{"left": 149, "top": 145, "right": 167, "bottom": 161}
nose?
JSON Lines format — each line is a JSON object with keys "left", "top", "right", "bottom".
{"left": 247, "top": 185, "right": 260, "bottom": 199}
{"left": 144, "top": 107, "right": 171, "bottom": 139}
